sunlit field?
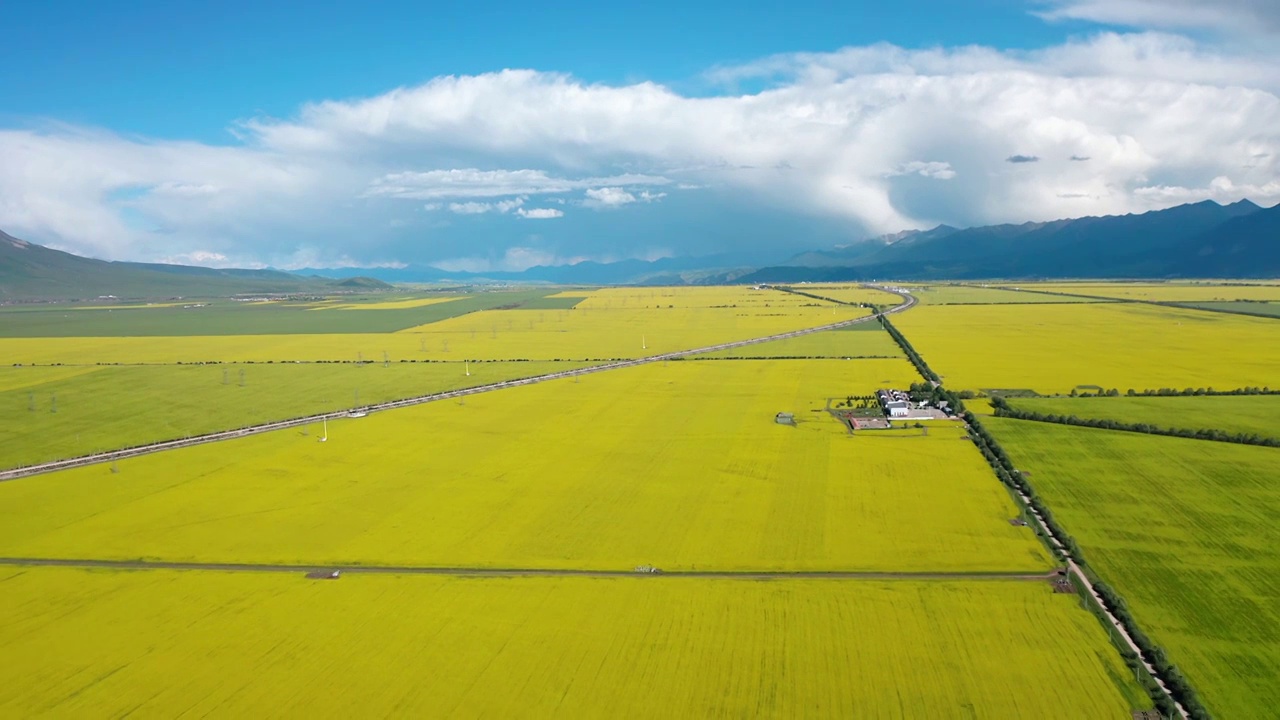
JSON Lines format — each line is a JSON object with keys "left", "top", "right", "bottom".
{"left": 0, "top": 569, "right": 1145, "bottom": 718}
{"left": 1005, "top": 394, "right": 1280, "bottom": 439}
{"left": 0, "top": 286, "right": 868, "bottom": 364}
{"left": 0, "top": 360, "right": 591, "bottom": 469}
{"left": 789, "top": 284, "right": 904, "bottom": 305}
{"left": 0, "top": 358, "right": 1055, "bottom": 572}
{"left": 893, "top": 302, "right": 1280, "bottom": 393}
{"left": 1027, "top": 282, "right": 1280, "bottom": 302}
{"left": 986, "top": 418, "right": 1280, "bottom": 719}
{"left": 904, "top": 284, "right": 1104, "bottom": 304}
{"left": 691, "top": 323, "right": 902, "bottom": 358}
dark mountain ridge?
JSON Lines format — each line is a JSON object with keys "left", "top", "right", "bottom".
{"left": 744, "top": 199, "right": 1278, "bottom": 282}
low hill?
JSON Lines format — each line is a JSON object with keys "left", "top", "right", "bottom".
{"left": 0, "top": 230, "right": 353, "bottom": 300}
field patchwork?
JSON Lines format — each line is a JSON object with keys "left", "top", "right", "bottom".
{"left": 0, "top": 359, "right": 1052, "bottom": 572}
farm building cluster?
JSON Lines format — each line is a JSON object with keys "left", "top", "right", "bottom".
{"left": 876, "top": 389, "right": 952, "bottom": 421}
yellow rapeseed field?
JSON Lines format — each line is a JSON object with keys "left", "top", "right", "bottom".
{"left": 795, "top": 284, "right": 904, "bottom": 305}
{"left": 0, "top": 287, "right": 870, "bottom": 364}
{"left": 0, "top": 568, "right": 1146, "bottom": 718}
{"left": 1026, "top": 282, "right": 1280, "bottom": 302}
{"left": 0, "top": 358, "right": 1052, "bottom": 572}
{"left": 893, "top": 302, "right": 1280, "bottom": 393}
{"left": 903, "top": 284, "right": 1101, "bottom": 305}
{"left": 311, "top": 296, "right": 467, "bottom": 310}
{"left": 0, "top": 360, "right": 591, "bottom": 469}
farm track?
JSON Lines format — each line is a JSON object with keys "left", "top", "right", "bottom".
{"left": 0, "top": 288, "right": 916, "bottom": 482}
{"left": 0, "top": 556, "right": 1055, "bottom": 581}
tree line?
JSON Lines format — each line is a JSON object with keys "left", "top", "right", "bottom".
{"left": 991, "top": 396, "right": 1280, "bottom": 448}
{"left": 1067, "top": 386, "right": 1277, "bottom": 397}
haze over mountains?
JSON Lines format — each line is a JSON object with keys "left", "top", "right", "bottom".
{"left": 2, "top": 199, "right": 1277, "bottom": 299}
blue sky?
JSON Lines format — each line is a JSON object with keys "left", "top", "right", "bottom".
{"left": 2, "top": 1, "right": 1096, "bottom": 142}
{"left": 0, "top": 0, "right": 1277, "bottom": 271}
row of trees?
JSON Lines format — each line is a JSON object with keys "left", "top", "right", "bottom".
{"left": 1068, "top": 386, "right": 1277, "bottom": 397}
{"left": 991, "top": 396, "right": 1280, "bottom": 448}
{"left": 1090, "top": 580, "right": 1208, "bottom": 718}
{"left": 878, "top": 317, "right": 1208, "bottom": 718}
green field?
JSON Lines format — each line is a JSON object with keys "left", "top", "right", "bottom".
{"left": 1006, "top": 394, "right": 1280, "bottom": 440}
{"left": 0, "top": 288, "right": 568, "bottom": 336}
{"left": 985, "top": 417, "right": 1280, "bottom": 719}
{"left": 0, "top": 361, "right": 591, "bottom": 469}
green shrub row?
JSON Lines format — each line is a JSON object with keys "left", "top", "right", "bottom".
{"left": 990, "top": 397, "right": 1280, "bottom": 448}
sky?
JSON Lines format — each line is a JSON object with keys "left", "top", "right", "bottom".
{"left": 1, "top": 0, "right": 1278, "bottom": 272}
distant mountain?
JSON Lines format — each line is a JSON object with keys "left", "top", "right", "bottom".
{"left": 0, "top": 229, "right": 343, "bottom": 301}
{"left": 333, "top": 276, "right": 394, "bottom": 289}
{"left": 300, "top": 251, "right": 780, "bottom": 285}
{"left": 6, "top": 199, "right": 1277, "bottom": 299}
{"left": 742, "top": 200, "right": 1279, "bottom": 282}
{"left": 1174, "top": 203, "right": 1280, "bottom": 277}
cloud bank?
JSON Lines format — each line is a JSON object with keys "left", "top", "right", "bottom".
{"left": 0, "top": 30, "right": 1277, "bottom": 268}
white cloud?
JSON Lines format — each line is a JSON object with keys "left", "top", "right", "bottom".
{"left": 364, "top": 168, "right": 669, "bottom": 200}
{"left": 887, "top": 161, "right": 956, "bottom": 180}
{"left": 0, "top": 31, "right": 1278, "bottom": 267}
{"left": 1035, "top": 1, "right": 1280, "bottom": 36}
{"left": 583, "top": 187, "right": 669, "bottom": 208}
{"left": 1134, "top": 175, "right": 1280, "bottom": 207}
{"left": 445, "top": 197, "right": 526, "bottom": 215}
{"left": 585, "top": 187, "right": 635, "bottom": 206}
{"left": 515, "top": 207, "right": 564, "bottom": 219}
{"left": 158, "top": 250, "right": 231, "bottom": 266}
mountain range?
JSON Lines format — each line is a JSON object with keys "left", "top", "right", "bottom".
{"left": 1, "top": 199, "right": 1277, "bottom": 299}
{"left": 740, "top": 198, "right": 1279, "bottom": 283}
{"left": 0, "top": 229, "right": 388, "bottom": 301}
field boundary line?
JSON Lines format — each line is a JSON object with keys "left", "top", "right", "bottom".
{"left": 0, "top": 289, "right": 915, "bottom": 482}
{"left": 0, "top": 556, "right": 1055, "bottom": 580}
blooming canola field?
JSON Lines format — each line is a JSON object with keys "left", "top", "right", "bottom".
{"left": 0, "top": 569, "right": 1146, "bottom": 718}
{"left": 0, "top": 358, "right": 1054, "bottom": 572}
{"left": 0, "top": 283, "right": 1164, "bottom": 718}
{"left": 0, "top": 291, "right": 866, "bottom": 365}
{"left": 893, "top": 302, "right": 1280, "bottom": 393}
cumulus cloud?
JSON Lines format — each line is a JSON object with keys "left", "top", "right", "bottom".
{"left": 1134, "top": 175, "right": 1280, "bottom": 207}
{"left": 1036, "top": 0, "right": 1280, "bottom": 36}
{"left": 887, "top": 161, "right": 956, "bottom": 180}
{"left": 515, "top": 207, "right": 563, "bottom": 219}
{"left": 582, "top": 186, "right": 668, "bottom": 208}
{"left": 365, "top": 168, "right": 669, "bottom": 200}
{"left": 445, "top": 197, "right": 526, "bottom": 214}
{"left": 0, "top": 31, "right": 1278, "bottom": 267}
